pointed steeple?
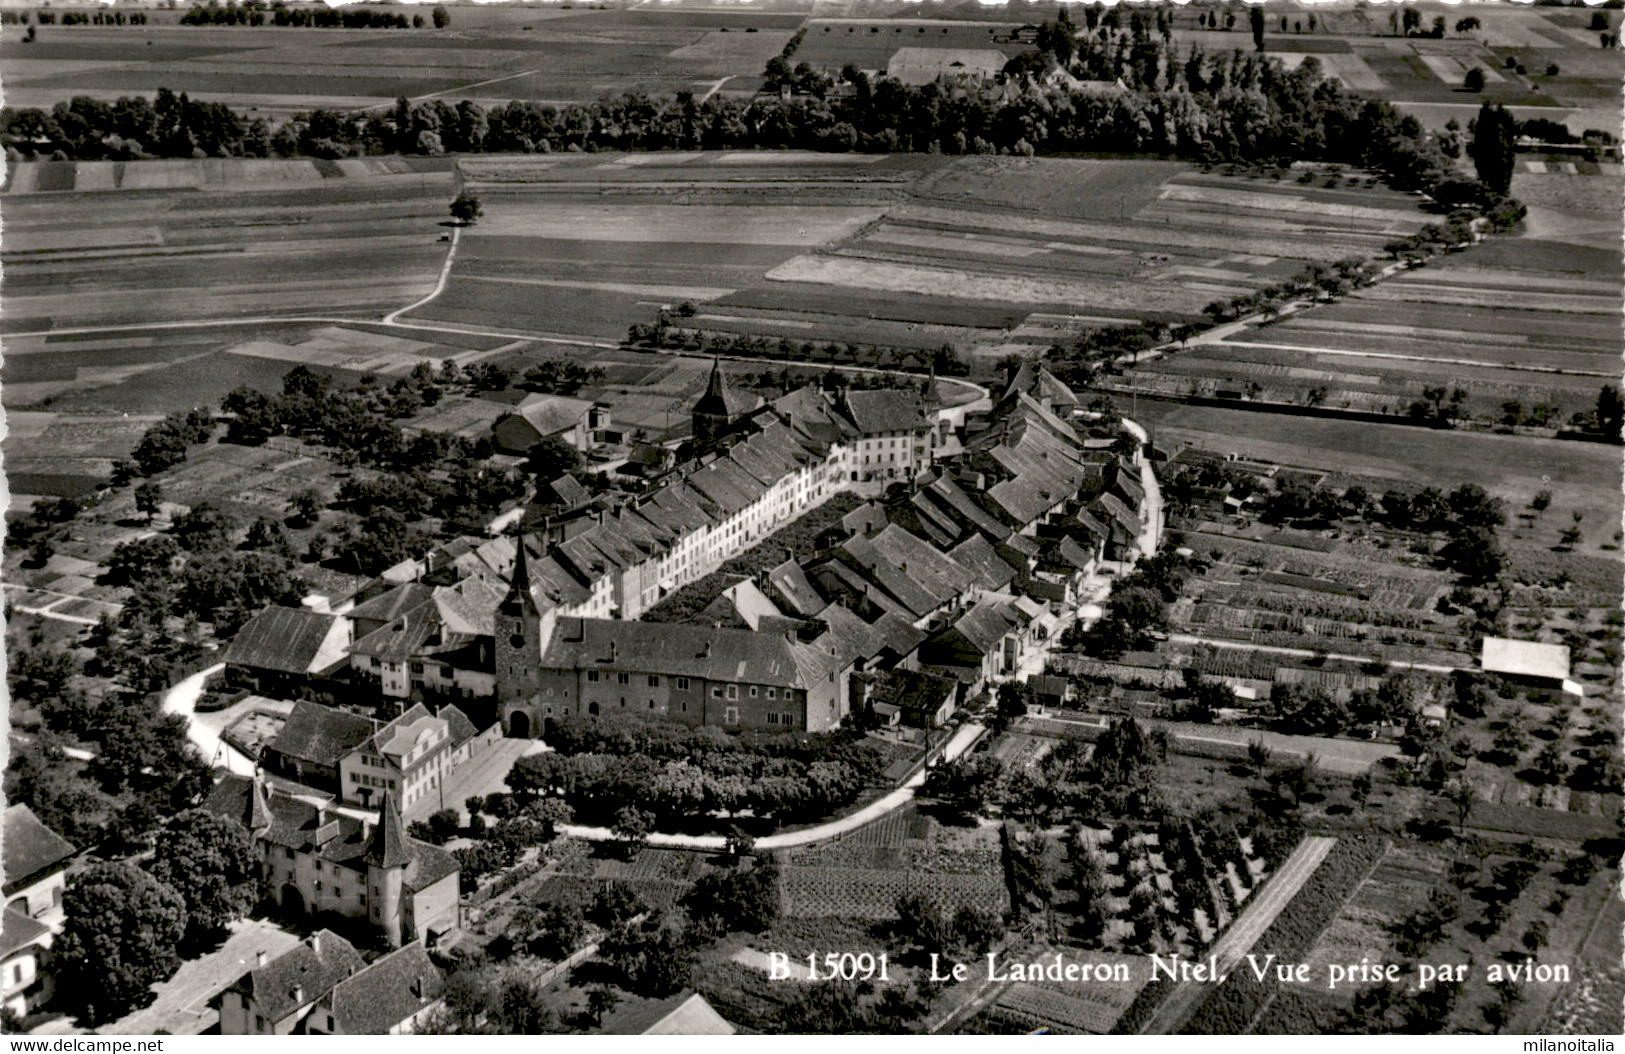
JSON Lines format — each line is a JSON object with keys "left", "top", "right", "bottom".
{"left": 366, "top": 794, "right": 411, "bottom": 870}
{"left": 703, "top": 355, "right": 727, "bottom": 402}
{"left": 499, "top": 527, "right": 539, "bottom": 618}
{"left": 247, "top": 774, "right": 273, "bottom": 831}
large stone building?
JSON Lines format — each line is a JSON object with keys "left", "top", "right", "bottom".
{"left": 206, "top": 776, "right": 458, "bottom": 948}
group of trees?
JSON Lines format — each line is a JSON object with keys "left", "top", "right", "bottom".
{"left": 220, "top": 364, "right": 530, "bottom": 570}
{"left": 52, "top": 811, "right": 261, "bottom": 1025}
{"left": 0, "top": 26, "right": 1505, "bottom": 196}
{"left": 180, "top": 0, "right": 447, "bottom": 28}
{"left": 505, "top": 712, "right": 888, "bottom": 830}
{"left": 5, "top": 8, "right": 149, "bottom": 24}
{"left": 1201, "top": 254, "right": 1383, "bottom": 328}
{"left": 5, "top": 636, "right": 214, "bottom": 848}
{"left": 627, "top": 319, "right": 969, "bottom": 378}
{"left": 1068, "top": 548, "right": 1200, "bottom": 658}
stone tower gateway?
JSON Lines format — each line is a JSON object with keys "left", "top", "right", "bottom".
{"left": 494, "top": 530, "right": 544, "bottom": 735}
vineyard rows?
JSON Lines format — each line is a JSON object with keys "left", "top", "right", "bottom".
{"left": 779, "top": 865, "right": 1009, "bottom": 920}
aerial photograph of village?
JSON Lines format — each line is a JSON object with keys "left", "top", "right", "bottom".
{"left": 0, "top": 0, "right": 1619, "bottom": 1039}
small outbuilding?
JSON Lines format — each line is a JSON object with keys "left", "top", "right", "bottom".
{"left": 1479, "top": 637, "right": 1583, "bottom": 696}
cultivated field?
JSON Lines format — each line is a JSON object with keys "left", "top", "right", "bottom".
{"left": 0, "top": 6, "right": 810, "bottom": 115}
{"left": 5, "top": 2, "right": 1615, "bottom": 130}
{"left": 0, "top": 157, "right": 455, "bottom": 337}
{"left": 403, "top": 152, "right": 1434, "bottom": 369}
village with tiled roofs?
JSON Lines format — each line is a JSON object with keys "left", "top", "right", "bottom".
{"left": 2, "top": 355, "right": 1160, "bottom": 1036}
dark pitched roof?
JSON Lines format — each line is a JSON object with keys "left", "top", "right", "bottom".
{"left": 366, "top": 796, "right": 411, "bottom": 871}
{"left": 540, "top": 617, "right": 827, "bottom": 690}
{"left": 347, "top": 584, "right": 437, "bottom": 628}
{"left": 949, "top": 533, "right": 1019, "bottom": 592}
{"left": 268, "top": 701, "right": 377, "bottom": 768}
{"left": 440, "top": 705, "right": 477, "bottom": 748}
{"left": 0, "top": 906, "right": 51, "bottom": 958}
{"left": 864, "top": 668, "right": 956, "bottom": 718}
{"left": 509, "top": 394, "right": 594, "bottom": 438}
{"left": 232, "top": 931, "right": 364, "bottom": 1024}
{"left": 599, "top": 990, "right": 737, "bottom": 1036}
{"left": 3, "top": 805, "right": 75, "bottom": 889}
{"left": 225, "top": 606, "right": 344, "bottom": 675}
{"left": 838, "top": 389, "right": 930, "bottom": 435}
{"left": 693, "top": 359, "right": 762, "bottom": 419}
{"left": 318, "top": 941, "right": 444, "bottom": 1035}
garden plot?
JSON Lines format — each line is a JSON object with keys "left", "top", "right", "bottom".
{"left": 990, "top": 953, "right": 1152, "bottom": 1035}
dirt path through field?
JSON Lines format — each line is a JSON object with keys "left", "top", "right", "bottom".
{"left": 1139, "top": 835, "right": 1338, "bottom": 1034}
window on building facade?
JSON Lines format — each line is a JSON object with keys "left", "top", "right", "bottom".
{"left": 677, "top": 677, "right": 689, "bottom": 690}
{"left": 726, "top": 685, "right": 738, "bottom": 700}
{"left": 647, "top": 675, "right": 659, "bottom": 687}
{"left": 617, "top": 672, "right": 630, "bottom": 685}
{"left": 725, "top": 707, "right": 739, "bottom": 725}
{"left": 749, "top": 686, "right": 757, "bottom": 697}
{"left": 588, "top": 670, "right": 600, "bottom": 682}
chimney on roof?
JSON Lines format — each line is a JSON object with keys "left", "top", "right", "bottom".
{"left": 700, "top": 640, "right": 712, "bottom": 659}
{"left": 309, "top": 933, "right": 321, "bottom": 955}
{"left": 292, "top": 985, "right": 305, "bottom": 1005}
{"left": 256, "top": 950, "right": 268, "bottom": 968}
{"left": 607, "top": 640, "right": 618, "bottom": 664}
{"left": 411, "top": 976, "right": 424, "bottom": 1001}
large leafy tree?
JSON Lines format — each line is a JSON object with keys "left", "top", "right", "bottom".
{"left": 145, "top": 809, "right": 263, "bottom": 947}
{"left": 54, "top": 864, "right": 188, "bottom": 1025}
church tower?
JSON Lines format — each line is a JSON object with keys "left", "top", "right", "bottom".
{"left": 691, "top": 357, "right": 762, "bottom": 448}
{"left": 494, "top": 529, "right": 545, "bottom": 736}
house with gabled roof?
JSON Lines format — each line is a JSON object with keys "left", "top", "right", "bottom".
{"left": 491, "top": 393, "right": 608, "bottom": 455}
{"left": 1, "top": 806, "right": 76, "bottom": 1019}
{"left": 347, "top": 577, "right": 499, "bottom": 706}
{"left": 1, "top": 905, "right": 55, "bottom": 1019}
{"left": 206, "top": 777, "right": 458, "bottom": 949}
{"left": 263, "top": 700, "right": 376, "bottom": 794}
{"left": 859, "top": 667, "right": 957, "bottom": 729}
{"left": 2, "top": 805, "right": 75, "bottom": 930}
{"left": 306, "top": 941, "right": 444, "bottom": 1035}
{"left": 920, "top": 593, "right": 1045, "bottom": 688}
{"left": 337, "top": 701, "right": 480, "bottom": 813}
{"left": 223, "top": 606, "right": 352, "bottom": 701}
{"left": 219, "top": 930, "right": 365, "bottom": 1035}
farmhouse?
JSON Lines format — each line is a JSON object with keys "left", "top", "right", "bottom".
{"left": 223, "top": 606, "right": 352, "bottom": 701}
{"left": 1480, "top": 636, "right": 1583, "bottom": 696}
{"left": 206, "top": 776, "right": 458, "bottom": 948}
{"left": 263, "top": 700, "right": 376, "bottom": 794}
{"left": 491, "top": 394, "right": 610, "bottom": 455}
{"left": 887, "top": 47, "right": 1007, "bottom": 86}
